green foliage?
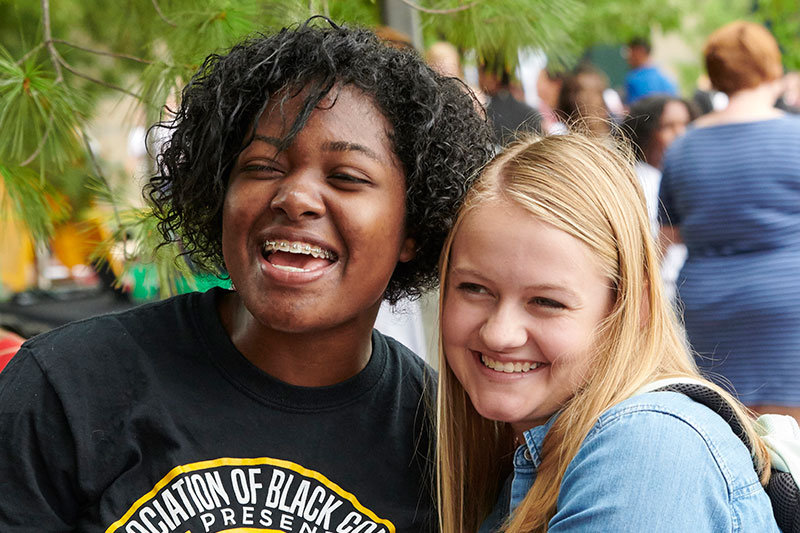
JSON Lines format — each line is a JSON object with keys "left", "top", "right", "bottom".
{"left": 569, "top": 0, "right": 686, "bottom": 48}
{"left": 0, "top": 164, "right": 61, "bottom": 240}
{"left": 420, "top": 0, "right": 581, "bottom": 69}
{"left": 0, "top": 49, "right": 87, "bottom": 172}
{"left": 326, "top": 0, "right": 381, "bottom": 27}
{"left": 754, "top": 0, "right": 800, "bottom": 71}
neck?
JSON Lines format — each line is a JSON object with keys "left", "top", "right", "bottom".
{"left": 219, "top": 292, "right": 378, "bottom": 387}
{"left": 728, "top": 81, "right": 780, "bottom": 112}
{"left": 695, "top": 82, "right": 784, "bottom": 128}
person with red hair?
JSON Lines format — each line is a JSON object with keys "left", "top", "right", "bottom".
{"left": 659, "top": 21, "right": 800, "bottom": 419}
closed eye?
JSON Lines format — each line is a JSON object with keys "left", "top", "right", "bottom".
{"left": 240, "top": 164, "right": 283, "bottom": 178}
{"left": 329, "top": 173, "right": 371, "bottom": 187}
{"left": 457, "top": 282, "right": 490, "bottom": 295}
{"left": 530, "top": 297, "right": 565, "bottom": 309}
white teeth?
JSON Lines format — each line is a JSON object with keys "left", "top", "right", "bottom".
{"left": 263, "top": 240, "right": 336, "bottom": 260}
{"left": 272, "top": 264, "right": 311, "bottom": 273}
{"left": 480, "top": 355, "right": 543, "bottom": 374}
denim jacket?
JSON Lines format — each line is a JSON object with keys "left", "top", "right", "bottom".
{"left": 479, "top": 392, "right": 779, "bottom": 532}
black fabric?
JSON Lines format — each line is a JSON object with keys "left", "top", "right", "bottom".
{"left": 485, "top": 90, "right": 542, "bottom": 146}
{"left": 656, "top": 383, "right": 800, "bottom": 533}
{"left": 0, "top": 288, "right": 435, "bottom": 532}
{"left": 768, "top": 472, "right": 800, "bottom": 533}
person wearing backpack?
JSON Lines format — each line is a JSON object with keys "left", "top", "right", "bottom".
{"left": 436, "top": 132, "right": 786, "bottom": 532}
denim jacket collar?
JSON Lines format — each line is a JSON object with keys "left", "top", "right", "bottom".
{"left": 518, "top": 414, "right": 559, "bottom": 469}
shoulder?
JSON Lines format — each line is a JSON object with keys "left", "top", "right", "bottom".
{"left": 550, "top": 393, "right": 777, "bottom": 531}
{"left": 625, "top": 67, "right": 644, "bottom": 81}
{"left": 583, "top": 392, "right": 761, "bottom": 494}
{"left": 773, "top": 114, "right": 800, "bottom": 136}
{"left": 661, "top": 124, "right": 720, "bottom": 168}
{"left": 19, "top": 290, "right": 211, "bottom": 374}
{"left": 661, "top": 131, "right": 691, "bottom": 169}
{"left": 375, "top": 330, "right": 435, "bottom": 389}
{"left": 592, "top": 391, "right": 738, "bottom": 447}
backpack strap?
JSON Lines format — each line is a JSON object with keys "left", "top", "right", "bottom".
{"left": 637, "top": 379, "right": 800, "bottom": 533}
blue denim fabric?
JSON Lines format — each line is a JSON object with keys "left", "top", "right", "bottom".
{"left": 479, "top": 392, "right": 779, "bottom": 532}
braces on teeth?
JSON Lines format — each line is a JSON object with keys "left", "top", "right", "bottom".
{"left": 263, "top": 240, "right": 336, "bottom": 261}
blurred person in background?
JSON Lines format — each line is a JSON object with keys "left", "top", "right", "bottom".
{"left": 557, "top": 64, "right": 613, "bottom": 136}
{"left": 659, "top": 21, "right": 800, "bottom": 419}
{"left": 623, "top": 95, "right": 697, "bottom": 301}
{"left": 624, "top": 36, "right": 679, "bottom": 106}
{"left": 425, "top": 40, "right": 463, "bottom": 80}
{"left": 479, "top": 53, "right": 543, "bottom": 146}
{"left": 776, "top": 71, "right": 800, "bottom": 113}
{"left": 536, "top": 67, "right": 567, "bottom": 134}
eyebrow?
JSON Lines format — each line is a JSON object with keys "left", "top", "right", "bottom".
{"left": 252, "top": 134, "right": 283, "bottom": 148}
{"left": 322, "top": 141, "right": 385, "bottom": 164}
{"left": 250, "top": 135, "right": 385, "bottom": 165}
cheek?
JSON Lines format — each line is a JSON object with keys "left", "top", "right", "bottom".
{"left": 441, "top": 294, "right": 477, "bottom": 355}
{"left": 544, "top": 326, "right": 595, "bottom": 371}
{"left": 222, "top": 181, "right": 257, "bottom": 231}
{"left": 220, "top": 196, "right": 240, "bottom": 251}
{"left": 441, "top": 293, "right": 462, "bottom": 348}
{"left": 341, "top": 202, "right": 406, "bottom": 252}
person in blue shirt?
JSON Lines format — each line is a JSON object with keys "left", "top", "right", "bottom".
{"left": 435, "top": 132, "right": 779, "bottom": 532}
{"left": 624, "top": 36, "right": 679, "bottom": 105}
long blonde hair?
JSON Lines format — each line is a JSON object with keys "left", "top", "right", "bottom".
{"left": 436, "top": 132, "right": 771, "bottom": 532}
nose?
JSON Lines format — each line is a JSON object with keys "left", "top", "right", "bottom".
{"left": 478, "top": 303, "right": 529, "bottom": 353}
{"left": 269, "top": 171, "right": 326, "bottom": 220}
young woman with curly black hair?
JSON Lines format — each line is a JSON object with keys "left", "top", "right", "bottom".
{"left": 0, "top": 19, "right": 493, "bottom": 532}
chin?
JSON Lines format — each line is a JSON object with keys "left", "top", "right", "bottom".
{"left": 470, "top": 397, "right": 528, "bottom": 425}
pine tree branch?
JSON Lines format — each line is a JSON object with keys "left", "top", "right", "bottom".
{"left": 152, "top": 0, "right": 178, "bottom": 27}
{"left": 19, "top": 112, "right": 55, "bottom": 167}
{"left": 55, "top": 55, "right": 142, "bottom": 100}
{"left": 51, "top": 39, "right": 153, "bottom": 65}
{"left": 399, "top": 0, "right": 478, "bottom": 15}
{"left": 15, "top": 42, "right": 46, "bottom": 66}
{"left": 41, "top": 0, "right": 63, "bottom": 81}
{"left": 81, "top": 131, "right": 126, "bottom": 250}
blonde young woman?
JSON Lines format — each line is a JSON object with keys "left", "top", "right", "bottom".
{"left": 437, "top": 133, "right": 779, "bottom": 532}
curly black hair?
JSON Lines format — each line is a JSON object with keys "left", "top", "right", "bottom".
{"left": 146, "top": 18, "right": 493, "bottom": 303}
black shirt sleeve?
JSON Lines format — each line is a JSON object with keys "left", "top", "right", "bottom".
{"left": 0, "top": 347, "right": 81, "bottom": 531}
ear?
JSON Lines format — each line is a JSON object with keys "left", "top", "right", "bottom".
{"left": 399, "top": 236, "right": 416, "bottom": 263}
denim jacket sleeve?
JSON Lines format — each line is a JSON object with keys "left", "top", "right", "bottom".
{"left": 548, "top": 393, "right": 779, "bottom": 532}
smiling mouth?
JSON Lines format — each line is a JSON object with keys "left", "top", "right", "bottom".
{"left": 262, "top": 240, "right": 338, "bottom": 273}
{"left": 481, "top": 354, "right": 546, "bottom": 374}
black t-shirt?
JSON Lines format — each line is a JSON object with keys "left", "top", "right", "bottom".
{"left": 0, "top": 288, "right": 435, "bottom": 532}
